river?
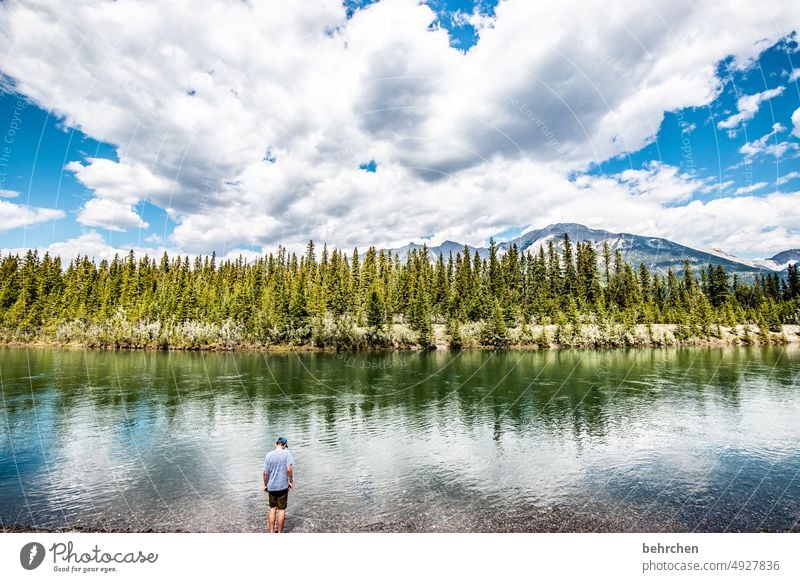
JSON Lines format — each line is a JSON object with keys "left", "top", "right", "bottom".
{"left": 1, "top": 346, "right": 798, "bottom": 532}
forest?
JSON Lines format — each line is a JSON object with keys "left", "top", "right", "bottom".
{"left": 0, "top": 234, "right": 798, "bottom": 350}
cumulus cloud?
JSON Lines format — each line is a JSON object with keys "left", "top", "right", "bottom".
{"left": 78, "top": 198, "right": 149, "bottom": 232}
{"left": 1, "top": 230, "right": 263, "bottom": 265}
{"left": 65, "top": 158, "right": 169, "bottom": 230}
{"left": 375, "top": 159, "right": 795, "bottom": 258}
{"left": 0, "top": 199, "right": 64, "bottom": 232}
{"left": 793, "top": 107, "right": 800, "bottom": 138}
{"left": 614, "top": 162, "right": 704, "bottom": 204}
{"left": 717, "top": 86, "right": 785, "bottom": 130}
{"left": 0, "top": 189, "right": 20, "bottom": 198}
{"left": 0, "top": 0, "right": 799, "bottom": 257}
{"left": 40, "top": 231, "right": 125, "bottom": 262}
{"left": 652, "top": 192, "right": 800, "bottom": 257}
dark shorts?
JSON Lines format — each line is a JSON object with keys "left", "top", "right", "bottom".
{"left": 268, "top": 488, "right": 289, "bottom": 510}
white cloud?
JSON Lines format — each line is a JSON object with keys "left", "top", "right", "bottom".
{"left": 739, "top": 123, "right": 799, "bottom": 161}
{"left": 717, "top": 86, "right": 785, "bottom": 129}
{"left": 449, "top": 6, "right": 495, "bottom": 36}
{"left": 0, "top": 199, "right": 64, "bottom": 232}
{"left": 653, "top": 192, "right": 800, "bottom": 257}
{"left": 78, "top": 198, "right": 149, "bottom": 232}
{"left": 373, "top": 160, "right": 799, "bottom": 258}
{"left": 792, "top": 107, "right": 800, "bottom": 138}
{"left": 42, "top": 231, "right": 124, "bottom": 262}
{"left": 615, "top": 162, "right": 704, "bottom": 204}
{"left": 65, "top": 158, "right": 169, "bottom": 230}
{"left": 700, "top": 179, "right": 734, "bottom": 194}
{"left": 734, "top": 182, "right": 768, "bottom": 195}
{"left": 789, "top": 69, "right": 800, "bottom": 82}
{"left": 0, "top": 0, "right": 799, "bottom": 256}
{"left": 777, "top": 171, "right": 800, "bottom": 185}
{"left": 0, "top": 189, "right": 20, "bottom": 198}
{"left": 1, "top": 230, "right": 262, "bottom": 265}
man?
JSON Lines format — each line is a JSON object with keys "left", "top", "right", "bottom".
{"left": 263, "top": 436, "right": 294, "bottom": 533}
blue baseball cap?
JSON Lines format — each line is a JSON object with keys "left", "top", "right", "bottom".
{"left": 276, "top": 436, "right": 288, "bottom": 445}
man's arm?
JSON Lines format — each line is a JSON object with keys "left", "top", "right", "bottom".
{"left": 263, "top": 470, "right": 269, "bottom": 491}
{"left": 287, "top": 465, "right": 293, "bottom": 491}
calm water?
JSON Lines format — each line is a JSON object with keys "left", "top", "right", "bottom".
{"left": 0, "top": 346, "right": 798, "bottom": 532}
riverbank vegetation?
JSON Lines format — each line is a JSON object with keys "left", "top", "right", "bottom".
{"left": 1, "top": 235, "right": 798, "bottom": 350}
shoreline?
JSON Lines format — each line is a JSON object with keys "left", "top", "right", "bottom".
{"left": 1, "top": 324, "right": 798, "bottom": 353}
{"left": 3, "top": 522, "right": 798, "bottom": 534}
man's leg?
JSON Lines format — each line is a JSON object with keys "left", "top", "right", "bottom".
{"left": 268, "top": 507, "right": 276, "bottom": 533}
{"left": 276, "top": 509, "right": 286, "bottom": 533}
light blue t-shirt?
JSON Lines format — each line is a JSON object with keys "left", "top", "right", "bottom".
{"left": 263, "top": 448, "right": 294, "bottom": 491}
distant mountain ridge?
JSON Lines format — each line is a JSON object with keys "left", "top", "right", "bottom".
{"left": 390, "top": 223, "right": 797, "bottom": 278}
{"left": 767, "top": 249, "right": 800, "bottom": 269}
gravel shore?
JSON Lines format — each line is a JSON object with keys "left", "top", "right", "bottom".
{"left": 4, "top": 504, "right": 798, "bottom": 534}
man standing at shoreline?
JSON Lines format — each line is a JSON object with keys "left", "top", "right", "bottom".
{"left": 263, "top": 436, "right": 294, "bottom": 533}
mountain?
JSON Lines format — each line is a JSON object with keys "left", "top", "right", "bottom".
{"left": 764, "top": 249, "right": 800, "bottom": 270}
{"left": 389, "top": 223, "right": 795, "bottom": 278}
{"left": 390, "top": 240, "right": 481, "bottom": 262}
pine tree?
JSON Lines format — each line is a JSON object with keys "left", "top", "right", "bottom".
{"left": 786, "top": 264, "right": 799, "bottom": 299}
{"left": 480, "top": 298, "right": 509, "bottom": 347}
{"left": 562, "top": 233, "right": 577, "bottom": 300}
{"left": 0, "top": 237, "right": 794, "bottom": 350}
{"left": 365, "top": 282, "right": 385, "bottom": 331}
{"left": 412, "top": 289, "right": 434, "bottom": 350}
{"left": 445, "top": 317, "right": 463, "bottom": 350}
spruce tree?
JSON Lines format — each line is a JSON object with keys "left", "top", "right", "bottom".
{"left": 480, "top": 298, "right": 510, "bottom": 347}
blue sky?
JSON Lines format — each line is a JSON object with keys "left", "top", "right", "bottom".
{"left": 593, "top": 38, "right": 800, "bottom": 200}
{"left": 1, "top": 0, "right": 799, "bottom": 260}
